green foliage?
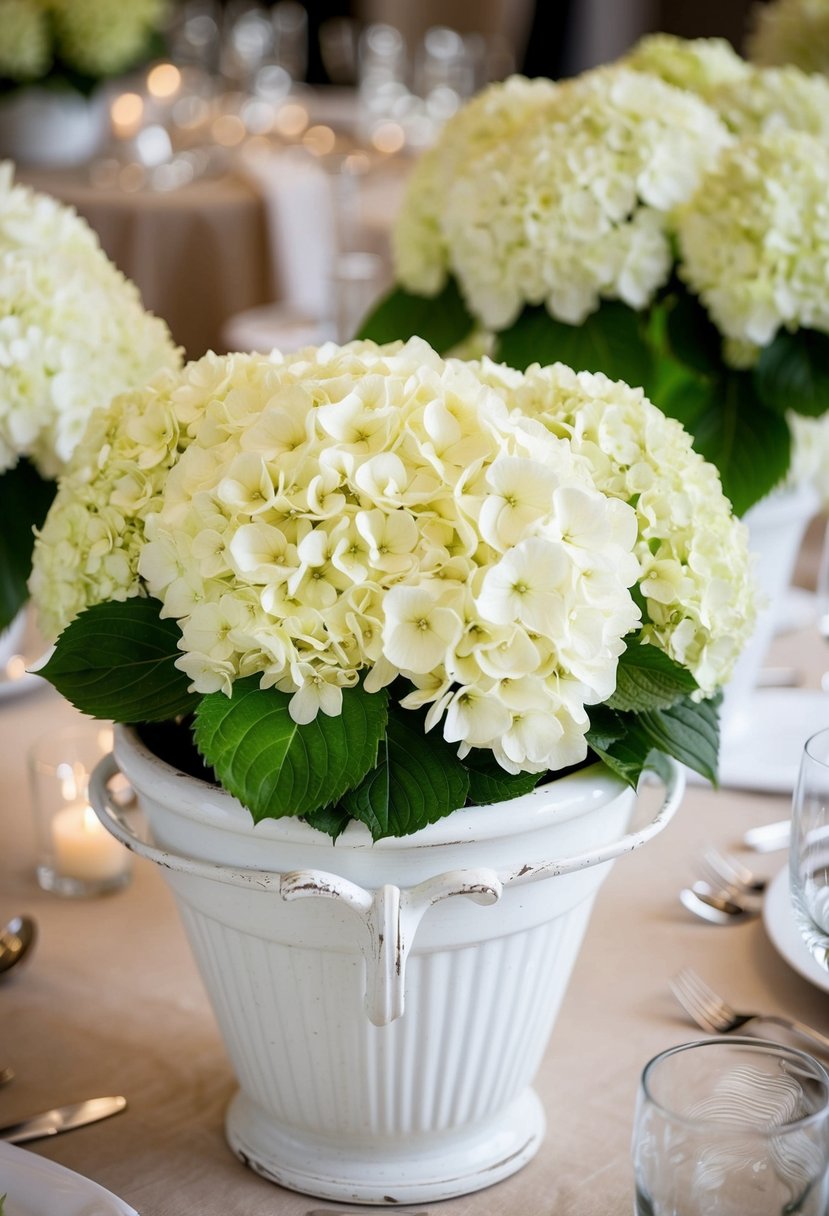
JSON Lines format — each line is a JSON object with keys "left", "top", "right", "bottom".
{"left": 0, "top": 458, "right": 56, "bottom": 630}
{"left": 38, "top": 598, "right": 197, "bottom": 721}
{"left": 194, "top": 678, "right": 389, "bottom": 823}
{"left": 340, "top": 704, "right": 470, "bottom": 840}
{"left": 606, "top": 636, "right": 699, "bottom": 713}
{"left": 462, "top": 749, "right": 544, "bottom": 805}
{"left": 588, "top": 692, "right": 719, "bottom": 788}
{"left": 492, "top": 300, "right": 653, "bottom": 388}
{"left": 754, "top": 328, "right": 829, "bottom": 418}
{"left": 356, "top": 276, "right": 475, "bottom": 351}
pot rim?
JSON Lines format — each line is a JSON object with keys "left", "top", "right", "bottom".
{"left": 114, "top": 723, "right": 630, "bottom": 851}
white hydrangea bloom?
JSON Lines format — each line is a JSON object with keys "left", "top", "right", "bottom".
{"left": 676, "top": 130, "right": 829, "bottom": 347}
{"left": 33, "top": 338, "right": 648, "bottom": 776}
{"left": 392, "top": 75, "right": 560, "bottom": 297}
{"left": 747, "top": 0, "right": 829, "bottom": 75}
{"left": 624, "top": 33, "right": 751, "bottom": 97}
{"left": 0, "top": 164, "right": 180, "bottom": 478}
{"left": 712, "top": 63, "right": 829, "bottom": 138}
{"left": 430, "top": 66, "right": 731, "bottom": 330}
{"left": 475, "top": 359, "right": 756, "bottom": 695}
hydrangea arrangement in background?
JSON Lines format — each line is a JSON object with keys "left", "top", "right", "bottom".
{"left": 0, "top": 164, "right": 180, "bottom": 631}
{"left": 31, "top": 338, "right": 754, "bottom": 837}
{"left": 366, "top": 50, "right": 829, "bottom": 516}
{"left": 746, "top": 0, "right": 829, "bottom": 75}
{"left": 0, "top": 0, "right": 167, "bottom": 93}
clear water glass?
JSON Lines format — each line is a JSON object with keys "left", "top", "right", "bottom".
{"left": 632, "top": 1038, "right": 829, "bottom": 1215}
{"left": 791, "top": 726, "right": 829, "bottom": 968}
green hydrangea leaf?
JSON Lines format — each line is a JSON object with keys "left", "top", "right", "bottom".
{"left": 339, "top": 705, "right": 469, "bottom": 840}
{"left": 637, "top": 694, "right": 720, "bottom": 787}
{"left": 492, "top": 300, "right": 653, "bottom": 388}
{"left": 462, "top": 748, "right": 543, "bottom": 805}
{"left": 355, "top": 276, "right": 475, "bottom": 352}
{"left": 194, "top": 678, "right": 389, "bottom": 823}
{"left": 0, "top": 458, "right": 56, "bottom": 631}
{"left": 754, "top": 327, "right": 829, "bottom": 418}
{"left": 38, "top": 597, "right": 197, "bottom": 721}
{"left": 586, "top": 707, "right": 668, "bottom": 789}
{"left": 664, "top": 287, "right": 723, "bottom": 378}
{"left": 302, "top": 803, "right": 353, "bottom": 841}
{"left": 685, "top": 372, "right": 791, "bottom": 515}
{"left": 606, "top": 638, "right": 699, "bottom": 713}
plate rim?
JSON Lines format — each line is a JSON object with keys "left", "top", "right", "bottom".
{"left": 763, "top": 865, "right": 829, "bottom": 994}
{"left": 0, "top": 1140, "right": 138, "bottom": 1215}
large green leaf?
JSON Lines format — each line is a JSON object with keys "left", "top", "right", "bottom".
{"left": 462, "top": 748, "right": 543, "bottom": 805}
{"left": 0, "top": 459, "right": 56, "bottom": 630}
{"left": 689, "top": 372, "right": 791, "bottom": 515}
{"left": 754, "top": 328, "right": 829, "bottom": 418}
{"left": 194, "top": 678, "right": 388, "bottom": 822}
{"left": 340, "top": 705, "right": 469, "bottom": 839}
{"left": 588, "top": 692, "right": 719, "bottom": 787}
{"left": 606, "top": 637, "right": 699, "bottom": 713}
{"left": 355, "top": 277, "right": 475, "bottom": 352}
{"left": 38, "top": 597, "right": 197, "bottom": 721}
{"left": 492, "top": 300, "right": 652, "bottom": 387}
{"left": 638, "top": 694, "right": 720, "bottom": 786}
{"left": 664, "top": 288, "right": 723, "bottom": 379}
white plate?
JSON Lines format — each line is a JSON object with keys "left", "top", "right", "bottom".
{"left": 0, "top": 1141, "right": 137, "bottom": 1215}
{"left": 715, "top": 688, "right": 829, "bottom": 794}
{"left": 763, "top": 866, "right": 829, "bottom": 994}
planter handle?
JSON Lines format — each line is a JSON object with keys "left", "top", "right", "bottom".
{"left": 89, "top": 754, "right": 683, "bottom": 1026}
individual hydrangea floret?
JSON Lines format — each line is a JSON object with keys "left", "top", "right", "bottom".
{"left": 408, "top": 66, "right": 731, "bottom": 330}
{"left": 33, "top": 339, "right": 648, "bottom": 776}
{"left": 392, "top": 75, "right": 560, "bottom": 298}
{"left": 746, "top": 0, "right": 829, "bottom": 75}
{"left": 675, "top": 130, "right": 829, "bottom": 347}
{"left": 0, "top": 163, "right": 180, "bottom": 478}
{"left": 624, "top": 32, "right": 750, "bottom": 97}
{"left": 474, "top": 360, "right": 756, "bottom": 694}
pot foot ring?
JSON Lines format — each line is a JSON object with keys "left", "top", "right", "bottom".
{"left": 225, "top": 1087, "right": 545, "bottom": 1204}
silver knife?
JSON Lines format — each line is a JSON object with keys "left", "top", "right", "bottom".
{"left": 743, "top": 818, "right": 791, "bottom": 852}
{"left": 0, "top": 1095, "right": 127, "bottom": 1144}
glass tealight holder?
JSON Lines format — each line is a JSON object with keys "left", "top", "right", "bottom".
{"left": 29, "top": 725, "right": 132, "bottom": 897}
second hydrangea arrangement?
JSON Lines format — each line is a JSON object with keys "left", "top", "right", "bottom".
{"left": 31, "top": 339, "right": 754, "bottom": 837}
{"left": 368, "top": 45, "right": 829, "bottom": 516}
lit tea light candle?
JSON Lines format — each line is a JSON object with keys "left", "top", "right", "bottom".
{"left": 52, "top": 801, "right": 128, "bottom": 883}
{"left": 147, "top": 62, "right": 181, "bottom": 101}
{"left": 111, "top": 92, "right": 144, "bottom": 140}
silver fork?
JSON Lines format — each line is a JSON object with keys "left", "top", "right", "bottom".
{"left": 700, "top": 847, "right": 768, "bottom": 897}
{"left": 670, "top": 967, "right": 829, "bottom": 1057}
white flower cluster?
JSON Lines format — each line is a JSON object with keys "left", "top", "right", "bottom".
{"left": 675, "top": 130, "right": 829, "bottom": 346}
{"left": 391, "top": 75, "right": 559, "bottom": 298}
{"left": 747, "top": 0, "right": 829, "bottom": 75}
{"left": 624, "top": 33, "right": 750, "bottom": 98}
{"left": 394, "top": 67, "right": 732, "bottom": 331}
{"left": 474, "top": 360, "right": 756, "bottom": 694}
{"left": 0, "top": 164, "right": 180, "bottom": 478}
{"left": 33, "top": 339, "right": 648, "bottom": 776}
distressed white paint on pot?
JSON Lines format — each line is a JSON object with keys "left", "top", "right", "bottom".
{"left": 721, "top": 483, "right": 819, "bottom": 743}
{"left": 91, "top": 725, "right": 683, "bottom": 1205}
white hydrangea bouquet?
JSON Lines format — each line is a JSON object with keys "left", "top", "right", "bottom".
{"left": 29, "top": 338, "right": 754, "bottom": 838}
{"left": 366, "top": 55, "right": 829, "bottom": 516}
{"left": 0, "top": 164, "right": 179, "bottom": 632}
{"left": 0, "top": 0, "right": 168, "bottom": 95}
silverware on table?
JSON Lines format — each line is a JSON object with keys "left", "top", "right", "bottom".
{"left": 670, "top": 967, "right": 829, "bottom": 1057}
{"left": 700, "top": 847, "right": 769, "bottom": 897}
{"left": 680, "top": 886, "right": 756, "bottom": 925}
{"left": 743, "top": 819, "right": 791, "bottom": 852}
{"left": 0, "top": 1095, "right": 127, "bottom": 1144}
{"left": 0, "top": 915, "right": 36, "bottom": 975}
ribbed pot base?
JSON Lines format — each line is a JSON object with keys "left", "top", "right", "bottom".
{"left": 226, "top": 1086, "right": 545, "bottom": 1204}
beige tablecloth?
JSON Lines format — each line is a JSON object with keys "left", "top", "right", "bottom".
{"left": 17, "top": 169, "right": 273, "bottom": 359}
{"left": 1, "top": 609, "right": 829, "bottom": 1214}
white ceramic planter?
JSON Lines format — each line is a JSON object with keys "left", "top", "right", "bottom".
{"left": 91, "top": 726, "right": 683, "bottom": 1205}
{"left": 0, "top": 87, "right": 108, "bottom": 167}
{"left": 720, "top": 483, "right": 819, "bottom": 743}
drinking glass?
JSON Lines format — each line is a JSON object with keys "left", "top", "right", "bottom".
{"left": 632, "top": 1038, "right": 829, "bottom": 1215}
{"left": 791, "top": 726, "right": 829, "bottom": 968}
